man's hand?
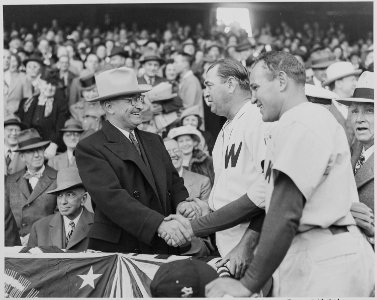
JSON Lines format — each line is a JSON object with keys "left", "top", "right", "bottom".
{"left": 44, "top": 142, "right": 58, "bottom": 160}
{"left": 351, "top": 202, "right": 374, "bottom": 237}
{"left": 177, "top": 199, "right": 202, "bottom": 219}
{"left": 191, "top": 198, "right": 211, "bottom": 216}
{"left": 205, "top": 278, "right": 252, "bottom": 298}
{"left": 216, "top": 229, "right": 259, "bottom": 279}
{"left": 157, "top": 219, "right": 192, "bottom": 247}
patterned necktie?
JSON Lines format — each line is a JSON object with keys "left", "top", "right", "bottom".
{"left": 354, "top": 153, "right": 365, "bottom": 174}
{"left": 5, "top": 149, "right": 12, "bottom": 168}
{"left": 66, "top": 221, "right": 76, "bottom": 246}
{"left": 129, "top": 132, "right": 142, "bottom": 156}
{"left": 23, "top": 170, "right": 43, "bottom": 180}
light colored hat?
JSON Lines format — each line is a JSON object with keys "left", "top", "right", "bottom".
{"left": 47, "top": 167, "right": 84, "bottom": 194}
{"left": 337, "top": 71, "right": 374, "bottom": 105}
{"left": 139, "top": 48, "right": 165, "bottom": 65}
{"left": 145, "top": 82, "right": 177, "bottom": 102}
{"left": 310, "top": 51, "right": 336, "bottom": 69}
{"left": 14, "top": 128, "right": 50, "bottom": 152}
{"left": 323, "top": 61, "right": 362, "bottom": 86}
{"left": 168, "top": 126, "right": 201, "bottom": 143}
{"left": 88, "top": 67, "right": 151, "bottom": 102}
{"left": 305, "top": 84, "right": 338, "bottom": 99}
{"left": 180, "top": 105, "right": 202, "bottom": 120}
{"left": 60, "top": 118, "right": 84, "bottom": 132}
{"left": 79, "top": 70, "right": 96, "bottom": 91}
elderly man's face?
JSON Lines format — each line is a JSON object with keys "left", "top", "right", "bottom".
{"left": 57, "top": 187, "right": 86, "bottom": 220}
{"left": 164, "top": 139, "right": 183, "bottom": 170}
{"left": 58, "top": 56, "right": 70, "bottom": 72}
{"left": 350, "top": 102, "right": 374, "bottom": 149}
{"left": 143, "top": 60, "right": 160, "bottom": 77}
{"left": 20, "top": 147, "right": 45, "bottom": 172}
{"left": 110, "top": 55, "right": 125, "bottom": 68}
{"left": 5, "top": 125, "right": 21, "bottom": 147}
{"left": 26, "top": 61, "right": 42, "bottom": 78}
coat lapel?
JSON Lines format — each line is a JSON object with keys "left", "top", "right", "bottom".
{"left": 66, "top": 209, "right": 93, "bottom": 249}
{"left": 49, "top": 213, "right": 64, "bottom": 249}
{"left": 355, "top": 154, "right": 374, "bottom": 188}
{"left": 16, "top": 172, "right": 31, "bottom": 200}
{"left": 102, "top": 122, "right": 160, "bottom": 200}
{"left": 28, "top": 166, "right": 56, "bottom": 204}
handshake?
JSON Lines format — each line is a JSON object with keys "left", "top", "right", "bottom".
{"left": 157, "top": 197, "right": 210, "bottom": 247}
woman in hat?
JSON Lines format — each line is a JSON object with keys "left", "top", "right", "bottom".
{"left": 168, "top": 125, "right": 214, "bottom": 186}
{"left": 16, "top": 67, "right": 69, "bottom": 159}
{"left": 48, "top": 118, "right": 84, "bottom": 171}
{"left": 337, "top": 71, "right": 374, "bottom": 245}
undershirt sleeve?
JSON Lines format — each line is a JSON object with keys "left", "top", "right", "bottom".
{"left": 240, "top": 171, "right": 305, "bottom": 293}
{"left": 191, "top": 193, "right": 265, "bottom": 237}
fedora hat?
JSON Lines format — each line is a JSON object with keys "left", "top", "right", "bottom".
{"left": 145, "top": 82, "right": 177, "bottom": 102}
{"left": 337, "top": 71, "right": 374, "bottom": 105}
{"left": 60, "top": 118, "right": 84, "bottom": 132}
{"left": 4, "top": 115, "right": 27, "bottom": 130}
{"left": 323, "top": 61, "right": 362, "bottom": 86}
{"left": 305, "top": 84, "right": 338, "bottom": 105}
{"left": 14, "top": 128, "right": 50, "bottom": 152}
{"left": 47, "top": 167, "right": 84, "bottom": 194}
{"left": 88, "top": 67, "right": 151, "bottom": 102}
{"left": 150, "top": 258, "right": 218, "bottom": 298}
{"left": 168, "top": 125, "right": 202, "bottom": 144}
{"left": 79, "top": 71, "right": 96, "bottom": 91}
{"left": 108, "top": 46, "right": 129, "bottom": 58}
{"left": 180, "top": 105, "right": 202, "bottom": 120}
{"left": 206, "top": 41, "right": 224, "bottom": 52}
{"left": 23, "top": 52, "right": 44, "bottom": 66}
{"left": 310, "top": 51, "right": 336, "bottom": 69}
{"left": 235, "top": 40, "right": 253, "bottom": 52}
{"left": 139, "top": 49, "right": 165, "bottom": 65}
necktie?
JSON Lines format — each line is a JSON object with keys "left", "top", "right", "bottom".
{"left": 129, "top": 132, "right": 142, "bottom": 156}
{"left": 5, "top": 149, "right": 12, "bottom": 168}
{"left": 23, "top": 170, "right": 43, "bottom": 180}
{"left": 354, "top": 153, "right": 365, "bottom": 174}
{"left": 66, "top": 221, "right": 76, "bottom": 246}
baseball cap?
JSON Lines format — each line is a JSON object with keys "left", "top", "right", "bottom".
{"left": 150, "top": 258, "right": 218, "bottom": 297}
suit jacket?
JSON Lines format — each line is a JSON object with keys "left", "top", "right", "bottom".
{"left": 351, "top": 141, "right": 374, "bottom": 211}
{"left": 27, "top": 208, "right": 94, "bottom": 251}
{"left": 48, "top": 152, "right": 76, "bottom": 171}
{"left": 5, "top": 151, "right": 26, "bottom": 176}
{"left": 61, "top": 70, "right": 77, "bottom": 100}
{"left": 5, "top": 72, "right": 32, "bottom": 116}
{"left": 329, "top": 102, "right": 354, "bottom": 146}
{"left": 182, "top": 169, "right": 211, "bottom": 201}
{"left": 5, "top": 194, "right": 21, "bottom": 246}
{"left": 5, "top": 165, "right": 58, "bottom": 237}
{"left": 75, "top": 120, "right": 189, "bottom": 254}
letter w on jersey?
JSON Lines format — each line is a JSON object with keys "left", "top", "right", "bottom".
{"left": 225, "top": 142, "right": 242, "bottom": 168}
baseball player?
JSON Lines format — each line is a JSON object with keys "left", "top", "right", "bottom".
{"left": 205, "top": 51, "right": 374, "bottom": 297}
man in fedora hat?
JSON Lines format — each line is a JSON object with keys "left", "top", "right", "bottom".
{"left": 5, "top": 128, "right": 58, "bottom": 246}
{"left": 4, "top": 115, "right": 27, "bottom": 175}
{"left": 309, "top": 50, "right": 336, "bottom": 86}
{"left": 48, "top": 118, "right": 84, "bottom": 171}
{"left": 109, "top": 46, "right": 129, "bottom": 69}
{"left": 75, "top": 67, "right": 194, "bottom": 254}
{"left": 27, "top": 167, "right": 94, "bottom": 251}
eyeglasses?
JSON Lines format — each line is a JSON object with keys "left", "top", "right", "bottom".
{"left": 121, "top": 95, "right": 145, "bottom": 106}
{"left": 64, "top": 132, "right": 81, "bottom": 138}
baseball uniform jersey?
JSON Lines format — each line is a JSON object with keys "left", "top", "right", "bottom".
{"left": 208, "top": 101, "right": 269, "bottom": 257}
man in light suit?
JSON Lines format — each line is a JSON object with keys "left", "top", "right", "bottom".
{"left": 164, "top": 137, "right": 211, "bottom": 201}
{"left": 28, "top": 167, "right": 94, "bottom": 251}
{"left": 4, "top": 115, "right": 27, "bottom": 175}
{"left": 5, "top": 128, "right": 57, "bottom": 246}
{"left": 75, "top": 67, "right": 195, "bottom": 254}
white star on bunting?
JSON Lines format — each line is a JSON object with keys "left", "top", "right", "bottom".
{"left": 78, "top": 266, "right": 102, "bottom": 289}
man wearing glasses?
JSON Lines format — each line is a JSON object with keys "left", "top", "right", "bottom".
{"left": 75, "top": 67, "right": 193, "bottom": 255}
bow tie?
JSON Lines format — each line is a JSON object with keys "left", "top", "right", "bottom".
{"left": 23, "top": 171, "right": 43, "bottom": 180}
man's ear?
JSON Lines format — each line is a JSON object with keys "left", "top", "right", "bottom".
{"left": 227, "top": 77, "right": 237, "bottom": 94}
{"left": 278, "top": 71, "right": 289, "bottom": 91}
{"left": 81, "top": 192, "right": 88, "bottom": 206}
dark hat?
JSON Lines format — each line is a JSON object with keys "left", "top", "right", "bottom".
{"left": 109, "top": 46, "right": 129, "bottom": 58}
{"left": 143, "top": 38, "right": 161, "bottom": 48}
{"left": 40, "top": 67, "right": 62, "bottom": 86}
{"left": 60, "top": 118, "right": 84, "bottom": 132}
{"left": 23, "top": 52, "right": 44, "bottom": 66}
{"left": 4, "top": 115, "right": 27, "bottom": 130}
{"left": 182, "top": 38, "right": 195, "bottom": 47}
{"left": 150, "top": 258, "right": 218, "bottom": 298}
{"left": 79, "top": 71, "right": 96, "bottom": 90}
{"left": 47, "top": 167, "right": 84, "bottom": 194}
{"left": 206, "top": 41, "right": 224, "bottom": 52}
{"left": 235, "top": 40, "right": 253, "bottom": 52}
{"left": 337, "top": 71, "right": 374, "bottom": 106}
{"left": 139, "top": 48, "right": 165, "bottom": 65}
{"left": 14, "top": 128, "right": 50, "bottom": 152}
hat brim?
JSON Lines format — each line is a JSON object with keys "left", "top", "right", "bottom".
{"left": 139, "top": 58, "right": 165, "bottom": 65}
{"left": 23, "top": 58, "right": 44, "bottom": 66}
{"left": 4, "top": 121, "right": 28, "bottom": 130}
{"left": 60, "top": 128, "right": 84, "bottom": 132}
{"left": 15, "top": 140, "right": 51, "bottom": 152}
{"left": 87, "top": 89, "right": 151, "bottom": 102}
{"left": 311, "top": 61, "right": 335, "bottom": 69}
{"left": 323, "top": 70, "right": 362, "bottom": 86}
{"left": 337, "top": 98, "right": 374, "bottom": 106}
{"left": 47, "top": 183, "right": 84, "bottom": 194}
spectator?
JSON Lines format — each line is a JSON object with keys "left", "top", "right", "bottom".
{"left": 57, "top": 55, "right": 77, "bottom": 100}
{"left": 48, "top": 118, "right": 84, "bottom": 170}
{"left": 309, "top": 50, "right": 336, "bottom": 86}
{"left": 27, "top": 167, "right": 94, "bottom": 251}
{"left": 5, "top": 128, "right": 58, "bottom": 246}
{"left": 4, "top": 115, "right": 27, "bottom": 175}
{"left": 108, "top": 46, "right": 129, "bottom": 68}
{"left": 23, "top": 53, "right": 44, "bottom": 96}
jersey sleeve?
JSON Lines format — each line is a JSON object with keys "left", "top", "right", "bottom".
{"left": 272, "top": 122, "right": 333, "bottom": 201}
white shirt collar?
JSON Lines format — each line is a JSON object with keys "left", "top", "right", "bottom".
{"left": 363, "top": 145, "right": 374, "bottom": 161}
{"left": 67, "top": 149, "right": 74, "bottom": 161}
{"left": 181, "top": 70, "right": 193, "bottom": 80}
{"left": 178, "top": 167, "right": 184, "bottom": 177}
{"left": 112, "top": 124, "right": 134, "bottom": 141}
{"left": 63, "top": 208, "right": 84, "bottom": 236}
